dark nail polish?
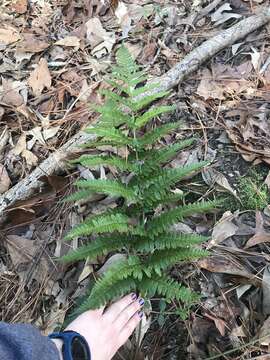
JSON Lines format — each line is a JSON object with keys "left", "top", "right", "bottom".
{"left": 139, "top": 298, "right": 144, "bottom": 306}
{"left": 131, "top": 293, "right": 137, "bottom": 300}
{"left": 138, "top": 310, "right": 144, "bottom": 318}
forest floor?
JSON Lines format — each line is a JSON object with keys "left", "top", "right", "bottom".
{"left": 1, "top": 0, "right": 270, "bottom": 359}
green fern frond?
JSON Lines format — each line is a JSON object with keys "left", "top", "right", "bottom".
{"left": 79, "top": 277, "right": 137, "bottom": 311}
{"left": 105, "top": 79, "right": 130, "bottom": 96}
{"left": 61, "top": 234, "right": 129, "bottom": 263}
{"left": 135, "top": 105, "right": 176, "bottom": 128}
{"left": 82, "top": 256, "right": 142, "bottom": 309}
{"left": 114, "top": 70, "right": 147, "bottom": 88}
{"left": 65, "top": 213, "right": 130, "bottom": 240}
{"left": 135, "top": 233, "right": 208, "bottom": 252}
{"left": 63, "top": 45, "right": 216, "bottom": 313}
{"left": 138, "top": 275, "right": 199, "bottom": 303}
{"left": 63, "top": 189, "right": 94, "bottom": 202}
{"left": 145, "top": 139, "right": 195, "bottom": 164}
{"left": 147, "top": 248, "right": 209, "bottom": 275}
{"left": 80, "top": 140, "right": 128, "bottom": 150}
{"left": 75, "top": 179, "right": 136, "bottom": 201}
{"left": 137, "top": 122, "right": 181, "bottom": 147}
{"left": 128, "top": 82, "right": 161, "bottom": 98}
{"left": 72, "top": 154, "right": 135, "bottom": 172}
{"left": 143, "top": 161, "right": 208, "bottom": 192}
{"left": 144, "top": 191, "right": 184, "bottom": 209}
{"left": 115, "top": 45, "right": 139, "bottom": 75}
{"left": 99, "top": 89, "right": 131, "bottom": 108}
{"left": 92, "top": 100, "right": 132, "bottom": 127}
{"left": 147, "top": 201, "right": 216, "bottom": 236}
{"left": 85, "top": 127, "right": 132, "bottom": 146}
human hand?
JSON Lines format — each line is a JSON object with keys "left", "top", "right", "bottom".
{"left": 63, "top": 293, "right": 144, "bottom": 360}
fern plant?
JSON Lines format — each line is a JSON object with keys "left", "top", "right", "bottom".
{"left": 62, "top": 46, "right": 215, "bottom": 313}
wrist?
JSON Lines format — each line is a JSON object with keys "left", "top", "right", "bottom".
{"left": 49, "top": 331, "right": 91, "bottom": 360}
{"left": 51, "top": 338, "right": 64, "bottom": 360}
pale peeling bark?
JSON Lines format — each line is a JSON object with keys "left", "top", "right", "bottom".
{"left": 1, "top": 8, "right": 270, "bottom": 217}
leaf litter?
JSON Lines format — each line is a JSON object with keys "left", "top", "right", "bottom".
{"left": 1, "top": 0, "right": 270, "bottom": 358}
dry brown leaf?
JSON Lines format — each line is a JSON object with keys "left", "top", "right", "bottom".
{"left": 210, "top": 211, "right": 238, "bottom": 247}
{"left": 203, "top": 168, "right": 239, "bottom": 200}
{"left": 0, "top": 107, "right": 4, "bottom": 121}
{"left": 264, "top": 170, "right": 270, "bottom": 189}
{"left": 1, "top": 78, "right": 25, "bottom": 107}
{"left": 97, "top": 254, "right": 126, "bottom": 276}
{"left": 245, "top": 212, "right": 270, "bottom": 248}
{"left": 231, "top": 325, "right": 246, "bottom": 338}
{"left": 16, "top": 33, "right": 49, "bottom": 53}
{"left": 86, "top": 17, "right": 115, "bottom": 58}
{"left": 211, "top": 3, "right": 242, "bottom": 25}
{"left": 197, "top": 69, "right": 225, "bottom": 100}
{"left": 0, "top": 164, "right": 11, "bottom": 194}
{"left": 204, "top": 313, "right": 227, "bottom": 336}
{"left": 28, "top": 58, "right": 52, "bottom": 96}
{"left": 6, "top": 235, "right": 50, "bottom": 284}
{"left": 78, "top": 257, "right": 94, "bottom": 283}
{"left": 115, "top": 2, "right": 131, "bottom": 38}
{"left": 198, "top": 256, "right": 260, "bottom": 286}
{"left": 10, "top": 0, "right": 28, "bottom": 14}
{"left": 12, "top": 133, "right": 26, "bottom": 156}
{"left": 0, "top": 126, "right": 9, "bottom": 155}
{"left": 55, "top": 36, "right": 80, "bottom": 49}
{"left": 0, "top": 27, "right": 21, "bottom": 46}
{"left": 262, "top": 266, "right": 270, "bottom": 315}
{"left": 258, "top": 316, "right": 270, "bottom": 346}
{"left": 22, "top": 149, "right": 38, "bottom": 167}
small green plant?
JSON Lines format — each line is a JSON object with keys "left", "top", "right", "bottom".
{"left": 238, "top": 170, "right": 268, "bottom": 210}
{"left": 61, "top": 46, "right": 215, "bottom": 312}
{"left": 226, "top": 169, "right": 269, "bottom": 211}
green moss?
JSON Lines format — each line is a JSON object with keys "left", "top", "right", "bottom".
{"left": 226, "top": 169, "right": 269, "bottom": 211}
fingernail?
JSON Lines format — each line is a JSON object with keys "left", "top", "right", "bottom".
{"left": 138, "top": 310, "right": 144, "bottom": 318}
{"left": 131, "top": 293, "right": 137, "bottom": 300}
{"left": 138, "top": 298, "right": 144, "bottom": 306}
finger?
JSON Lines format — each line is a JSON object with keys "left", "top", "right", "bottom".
{"left": 118, "top": 311, "right": 143, "bottom": 347}
{"left": 95, "top": 305, "right": 106, "bottom": 316}
{"left": 104, "top": 293, "right": 137, "bottom": 322}
{"left": 114, "top": 297, "right": 144, "bottom": 330}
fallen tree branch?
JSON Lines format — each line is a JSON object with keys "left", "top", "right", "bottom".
{"left": 1, "top": 8, "right": 270, "bottom": 217}
{"left": 149, "top": 7, "right": 270, "bottom": 94}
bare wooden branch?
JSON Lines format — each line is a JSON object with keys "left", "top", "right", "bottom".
{"left": 1, "top": 8, "right": 270, "bottom": 217}
{"left": 147, "top": 7, "right": 270, "bottom": 95}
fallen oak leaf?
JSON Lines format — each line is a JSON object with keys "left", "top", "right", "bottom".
{"left": 204, "top": 313, "right": 228, "bottom": 336}
{"left": 28, "top": 58, "right": 52, "bottom": 96}
{"left": 0, "top": 165, "right": 11, "bottom": 194}
{"left": 1, "top": 78, "right": 26, "bottom": 107}
{"left": 0, "top": 27, "right": 21, "bottom": 46}
{"left": 86, "top": 18, "right": 115, "bottom": 58}
{"left": 16, "top": 33, "right": 49, "bottom": 53}
{"left": 202, "top": 167, "right": 240, "bottom": 201}
{"left": 22, "top": 149, "right": 38, "bottom": 167}
{"left": 245, "top": 211, "right": 270, "bottom": 248}
{"left": 6, "top": 234, "right": 50, "bottom": 284}
{"left": 198, "top": 256, "right": 261, "bottom": 287}
{"left": 210, "top": 211, "right": 238, "bottom": 247}
{"left": 55, "top": 36, "right": 80, "bottom": 50}
{"left": 9, "top": 0, "right": 28, "bottom": 14}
